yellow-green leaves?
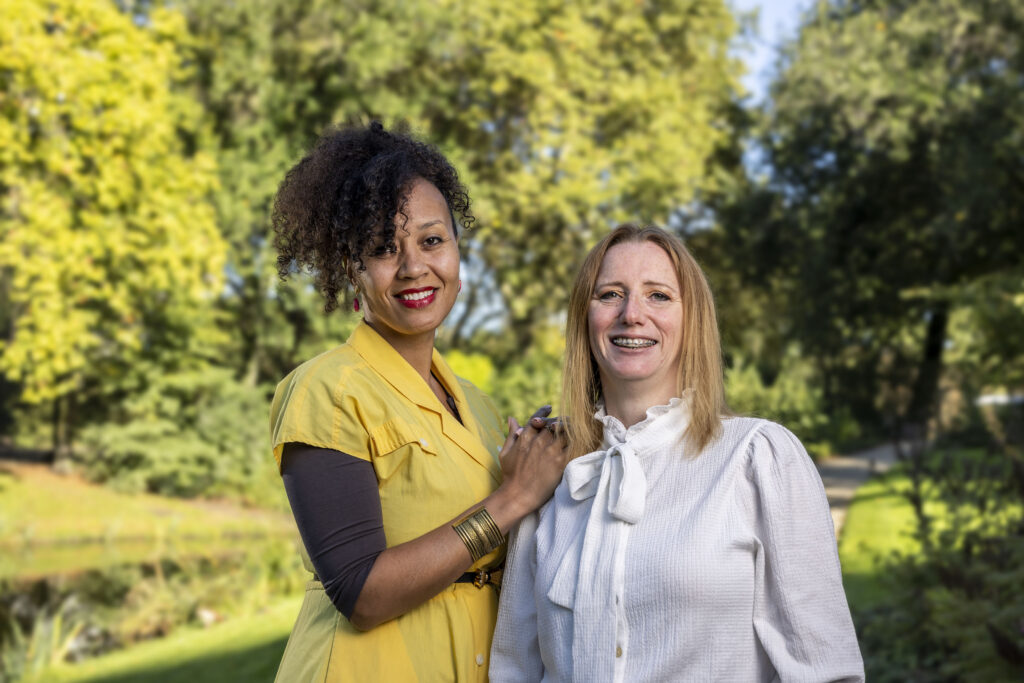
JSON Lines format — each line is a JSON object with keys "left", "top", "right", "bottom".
{"left": 183, "top": 0, "right": 741, "bottom": 361}
{"left": 0, "top": 0, "right": 226, "bottom": 404}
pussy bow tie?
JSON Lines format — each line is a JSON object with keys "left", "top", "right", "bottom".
{"left": 564, "top": 441, "right": 647, "bottom": 524}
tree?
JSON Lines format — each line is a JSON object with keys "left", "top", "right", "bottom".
{"left": 0, "top": 0, "right": 227, "bottom": 456}
{"left": 179, "top": 0, "right": 742, "bottom": 388}
{"left": 723, "top": 0, "right": 1024, "bottom": 433}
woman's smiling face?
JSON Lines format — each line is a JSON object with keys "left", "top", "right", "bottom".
{"left": 588, "top": 240, "right": 684, "bottom": 402}
{"left": 355, "top": 177, "right": 460, "bottom": 349}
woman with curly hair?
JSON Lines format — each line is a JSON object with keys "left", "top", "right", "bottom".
{"left": 269, "top": 121, "right": 569, "bottom": 682}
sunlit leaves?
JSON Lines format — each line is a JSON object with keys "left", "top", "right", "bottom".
{"left": 0, "top": 0, "right": 226, "bottom": 404}
{"left": 181, "top": 0, "right": 741, "bottom": 375}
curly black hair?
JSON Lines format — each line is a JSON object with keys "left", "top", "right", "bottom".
{"left": 272, "top": 121, "right": 474, "bottom": 312}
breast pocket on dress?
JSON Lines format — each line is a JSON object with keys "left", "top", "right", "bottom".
{"left": 368, "top": 419, "right": 438, "bottom": 482}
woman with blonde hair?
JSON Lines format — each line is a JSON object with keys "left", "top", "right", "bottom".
{"left": 491, "top": 224, "right": 863, "bottom": 682}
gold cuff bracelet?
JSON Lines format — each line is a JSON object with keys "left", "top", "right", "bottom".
{"left": 452, "top": 508, "right": 504, "bottom": 562}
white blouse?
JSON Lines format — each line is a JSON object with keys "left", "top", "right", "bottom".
{"left": 490, "top": 398, "right": 864, "bottom": 682}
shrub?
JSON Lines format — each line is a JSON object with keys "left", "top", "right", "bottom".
{"left": 725, "top": 348, "right": 848, "bottom": 458}
{"left": 853, "top": 445, "right": 1024, "bottom": 681}
{"left": 77, "top": 368, "right": 276, "bottom": 503}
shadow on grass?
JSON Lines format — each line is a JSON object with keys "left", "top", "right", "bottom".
{"left": 75, "top": 636, "right": 287, "bottom": 683}
{"left": 842, "top": 569, "right": 891, "bottom": 613}
{"left": 839, "top": 487, "right": 905, "bottom": 505}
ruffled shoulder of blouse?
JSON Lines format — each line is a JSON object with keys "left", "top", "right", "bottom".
{"left": 739, "top": 418, "right": 818, "bottom": 480}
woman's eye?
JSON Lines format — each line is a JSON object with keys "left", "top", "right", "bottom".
{"left": 651, "top": 292, "right": 670, "bottom": 301}
{"left": 598, "top": 291, "right": 622, "bottom": 301}
{"left": 371, "top": 243, "right": 397, "bottom": 257}
{"left": 423, "top": 235, "right": 444, "bottom": 247}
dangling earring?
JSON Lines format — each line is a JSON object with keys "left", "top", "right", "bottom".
{"left": 353, "top": 296, "right": 360, "bottom": 312}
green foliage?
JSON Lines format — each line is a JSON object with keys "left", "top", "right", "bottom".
{"left": 104, "top": 543, "right": 305, "bottom": 646}
{"left": 717, "top": 0, "right": 1024, "bottom": 431}
{"left": 431, "top": 0, "right": 742, "bottom": 343}
{"left": 483, "top": 323, "right": 566, "bottom": 421}
{"left": 444, "top": 350, "right": 496, "bottom": 396}
{"left": 28, "top": 597, "right": 299, "bottom": 683}
{"left": 1, "top": 0, "right": 744, "bottom": 496}
{"left": 1, "top": 541, "right": 304, "bottom": 681}
{"left": 179, "top": 0, "right": 742, "bottom": 382}
{"left": 946, "top": 273, "right": 1024, "bottom": 390}
{"left": 1, "top": 596, "right": 84, "bottom": 683}
{"left": 0, "top": 0, "right": 226, "bottom": 417}
{"left": 725, "top": 348, "right": 848, "bottom": 458}
{"left": 77, "top": 369, "right": 275, "bottom": 501}
{"left": 756, "top": 7, "right": 1024, "bottom": 667}
{"left": 847, "top": 446, "right": 1024, "bottom": 681}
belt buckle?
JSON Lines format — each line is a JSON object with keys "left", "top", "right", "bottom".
{"left": 472, "top": 568, "right": 490, "bottom": 589}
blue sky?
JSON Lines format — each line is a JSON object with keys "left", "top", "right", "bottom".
{"left": 730, "top": 0, "right": 810, "bottom": 102}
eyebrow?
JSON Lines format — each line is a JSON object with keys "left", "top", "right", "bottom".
{"left": 416, "top": 219, "right": 447, "bottom": 231}
{"left": 395, "top": 217, "right": 449, "bottom": 235}
{"left": 596, "top": 280, "right": 679, "bottom": 290}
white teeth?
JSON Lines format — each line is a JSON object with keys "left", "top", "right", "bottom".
{"left": 612, "top": 337, "right": 656, "bottom": 348}
{"left": 398, "top": 289, "right": 434, "bottom": 301}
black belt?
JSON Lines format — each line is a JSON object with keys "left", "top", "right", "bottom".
{"left": 313, "top": 566, "right": 502, "bottom": 591}
{"left": 455, "top": 566, "right": 502, "bottom": 589}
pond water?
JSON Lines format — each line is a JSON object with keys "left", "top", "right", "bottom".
{"left": 0, "top": 536, "right": 305, "bottom": 680}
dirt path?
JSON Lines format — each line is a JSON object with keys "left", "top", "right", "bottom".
{"left": 817, "top": 443, "right": 899, "bottom": 536}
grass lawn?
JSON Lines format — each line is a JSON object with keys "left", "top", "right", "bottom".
{"left": 837, "top": 471, "right": 920, "bottom": 611}
{"left": 0, "top": 463, "right": 294, "bottom": 578}
{"left": 837, "top": 447, "right": 1013, "bottom": 611}
{"left": 28, "top": 597, "right": 301, "bottom": 683}
{"left": 838, "top": 448, "right": 1024, "bottom": 680}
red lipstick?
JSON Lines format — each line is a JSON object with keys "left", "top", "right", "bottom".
{"left": 395, "top": 287, "right": 437, "bottom": 309}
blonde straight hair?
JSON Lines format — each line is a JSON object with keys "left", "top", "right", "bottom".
{"left": 562, "top": 224, "right": 728, "bottom": 459}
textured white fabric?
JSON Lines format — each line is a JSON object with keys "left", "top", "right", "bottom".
{"left": 491, "top": 399, "right": 865, "bottom": 683}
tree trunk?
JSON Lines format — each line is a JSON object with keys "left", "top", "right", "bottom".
{"left": 52, "top": 394, "right": 72, "bottom": 466}
{"left": 907, "top": 300, "right": 950, "bottom": 430}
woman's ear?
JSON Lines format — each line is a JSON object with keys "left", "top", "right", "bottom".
{"left": 344, "top": 260, "right": 359, "bottom": 290}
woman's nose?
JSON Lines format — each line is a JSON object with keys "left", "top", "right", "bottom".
{"left": 397, "top": 248, "right": 427, "bottom": 278}
{"left": 620, "top": 294, "right": 644, "bottom": 324}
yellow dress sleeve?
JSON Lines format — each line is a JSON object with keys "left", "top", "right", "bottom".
{"left": 269, "top": 347, "right": 373, "bottom": 468}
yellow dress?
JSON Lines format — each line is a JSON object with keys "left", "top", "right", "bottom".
{"left": 270, "top": 322, "right": 507, "bottom": 683}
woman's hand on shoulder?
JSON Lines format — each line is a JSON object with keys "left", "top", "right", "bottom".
{"left": 495, "top": 405, "right": 570, "bottom": 518}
